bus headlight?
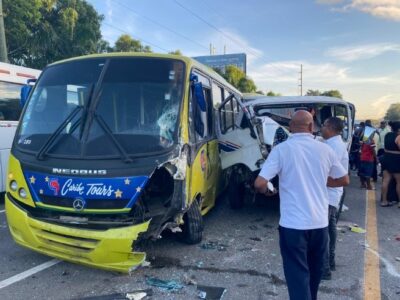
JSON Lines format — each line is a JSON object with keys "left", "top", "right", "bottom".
{"left": 19, "top": 188, "right": 27, "bottom": 199}
{"left": 10, "top": 180, "right": 18, "bottom": 191}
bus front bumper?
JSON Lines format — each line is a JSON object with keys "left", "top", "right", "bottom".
{"left": 5, "top": 195, "right": 150, "bottom": 273}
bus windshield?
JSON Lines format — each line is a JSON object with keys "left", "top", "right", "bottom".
{"left": 16, "top": 57, "right": 185, "bottom": 158}
{"left": 0, "top": 81, "right": 23, "bottom": 121}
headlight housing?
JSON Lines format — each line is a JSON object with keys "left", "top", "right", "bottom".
{"left": 10, "top": 180, "right": 18, "bottom": 191}
{"left": 19, "top": 188, "right": 27, "bottom": 199}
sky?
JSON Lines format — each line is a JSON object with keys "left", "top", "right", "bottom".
{"left": 87, "top": 0, "right": 400, "bottom": 120}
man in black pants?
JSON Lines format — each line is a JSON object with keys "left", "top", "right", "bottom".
{"left": 321, "top": 117, "right": 349, "bottom": 280}
{"left": 255, "top": 111, "right": 349, "bottom": 300}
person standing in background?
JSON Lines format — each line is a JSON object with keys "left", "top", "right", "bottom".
{"left": 254, "top": 110, "right": 349, "bottom": 300}
{"left": 320, "top": 117, "right": 349, "bottom": 280}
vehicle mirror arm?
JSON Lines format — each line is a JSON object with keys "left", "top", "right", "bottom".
{"left": 36, "top": 106, "right": 82, "bottom": 160}
{"left": 95, "top": 114, "right": 133, "bottom": 163}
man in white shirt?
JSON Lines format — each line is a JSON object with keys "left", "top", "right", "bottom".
{"left": 321, "top": 117, "right": 349, "bottom": 280}
{"left": 254, "top": 110, "right": 349, "bottom": 300}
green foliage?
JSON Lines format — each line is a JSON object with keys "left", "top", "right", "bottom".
{"left": 4, "top": 0, "right": 103, "bottom": 69}
{"left": 385, "top": 103, "right": 400, "bottom": 121}
{"left": 321, "top": 90, "right": 343, "bottom": 99}
{"left": 215, "top": 65, "right": 257, "bottom": 93}
{"left": 305, "top": 89, "right": 343, "bottom": 99}
{"left": 266, "top": 91, "right": 281, "bottom": 96}
{"left": 169, "top": 50, "right": 182, "bottom": 55}
{"left": 112, "top": 34, "right": 152, "bottom": 53}
{"left": 305, "top": 89, "right": 321, "bottom": 96}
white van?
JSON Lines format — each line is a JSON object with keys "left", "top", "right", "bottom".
{"left": 216, "top": 95, "right": 355, "bottom": 214}
{"left": 0, "top": 62, "right": 40, "bottom": 197}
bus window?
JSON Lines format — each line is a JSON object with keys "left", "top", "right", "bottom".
{"left": 0, "top": 81, "right": 23, "bottom": 121}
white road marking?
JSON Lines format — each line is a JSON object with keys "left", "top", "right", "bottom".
{"left": 0, "top": 259, "right": 60, "bottom": 290}
{"left": 366, "top": 246, "right": 400, "bottom": 278}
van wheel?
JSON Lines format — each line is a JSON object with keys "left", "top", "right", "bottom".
{"left": 228, "top": 180, "right": 245, "bottom": 209}
{"left": 180, "top": 200, "right": 203, "bottom": 244}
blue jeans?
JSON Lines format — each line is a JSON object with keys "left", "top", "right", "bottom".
{"left": 323, "top": 206, "right": 338, "bottom": 274}
{"left": 279, "top": 226, "right": 328, "bottom": 300}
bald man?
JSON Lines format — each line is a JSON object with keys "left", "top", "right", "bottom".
{"left": 255, "top": 110, "right": 349, "bottom": 300}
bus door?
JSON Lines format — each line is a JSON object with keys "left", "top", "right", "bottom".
{"left": 190, "top": 73, "right": 220, "bottom": 212}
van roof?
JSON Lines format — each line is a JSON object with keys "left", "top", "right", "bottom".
{"left": 243, "top": 95, "right": 351, "bottom": 106}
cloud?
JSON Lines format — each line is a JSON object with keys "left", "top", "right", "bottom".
{"left": 369, "top": 94, "right": 400, "bottom": 117}
{"left": 326, "top": 43, "right": 400, "bottom": 61}
{"left": 318, "top": 0, "right": 400, "bottom": 21}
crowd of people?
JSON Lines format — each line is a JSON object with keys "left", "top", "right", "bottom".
{"left": 254, "top": 112, "right": 400, "bottom": 300}
{"left": 350, "top": 119, "right": 400, "bottom": 206}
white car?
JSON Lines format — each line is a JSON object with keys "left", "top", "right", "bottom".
{"left": 216, "top": 95, "right": 355, "bottom": 211}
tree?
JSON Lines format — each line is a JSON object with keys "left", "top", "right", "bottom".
{"left": 305, "top": 89, "right": 321, "bottom": 96}
{"left": 4, "top": 0, "right": 104, "bottom": 69}
{"left": 385, "top": 103, "right": 400, "bottom": 121}
{"left": 214, "top": 65, "right": 258, "bottom": 93}
{"left": 305, "top": 89, "right": 343, "bottom": 99}
{"left": 169, "top": 50, "right": 182, "bottom": 55}
{"left": 238, "top": 77, "right": 256, "bottom": 93}
{"left": 321, "top": 90, "right": 343, "bottom": 99}
{"left": 113, "top": 34, "right": 152, "bottom": 52}
{"left": 266, "top": 91, "right": 281, "bottom": 96}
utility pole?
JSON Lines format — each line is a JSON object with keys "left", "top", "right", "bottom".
{"left": 298, "top": 64, "right": 303, "bottom": 96}
{"left": 0, "top": 0, "right": 7, "bottom": 63}
{"left": 209, "top": 43, "right": 212, "bottom": 55}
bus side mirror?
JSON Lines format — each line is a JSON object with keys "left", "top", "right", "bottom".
{"left": 20, "top": 79, "right": 36, "bottom": 107}
{"left": 20, "top": 85, "right": 32, "bottom": 107}
{"left": 193, "top": 82, "right": 206, "bottom": 112}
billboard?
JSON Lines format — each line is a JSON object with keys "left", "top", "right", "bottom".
{"left": 193, "top": 53, "right": 247, "bottom": 74}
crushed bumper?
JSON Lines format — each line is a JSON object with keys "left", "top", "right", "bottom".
{"left": 5, "top": 195, "right": 150, "bottom": 273}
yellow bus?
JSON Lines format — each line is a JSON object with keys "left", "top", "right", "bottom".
{"left": 5, "top": 53, "right": 241, "bottom": 273}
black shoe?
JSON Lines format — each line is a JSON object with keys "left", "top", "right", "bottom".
{"left": 330, "top": 264, "right": 336, "bottom": 271}
{"left": 321, "top": 272, "right": 331, "bottom": 280}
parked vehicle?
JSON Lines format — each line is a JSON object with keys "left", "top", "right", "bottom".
{"left": 5, "top": 53, "right": 241, "bottom": 273}
{"left": 0, "top": 62, "right": 40, "bottom": 199}
{"left": 217, "top": 95, "right": 355, "bottom": 212}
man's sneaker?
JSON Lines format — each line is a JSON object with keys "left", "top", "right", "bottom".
{"left": 321, "top": 272, "right": 332, "bottom": 280}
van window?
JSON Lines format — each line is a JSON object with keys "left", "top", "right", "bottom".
{"left": 0, "top": 81, "right": 22, "bottom": 121}
{"left": 220, "top": 97, "right": 240, "bottom": 134}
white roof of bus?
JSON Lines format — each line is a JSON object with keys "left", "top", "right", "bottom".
{"left": 243, "top": 95, "right": 351, "bottom": 106}
{"left": 0, "top": 62, "right": 41, "bottom": 85}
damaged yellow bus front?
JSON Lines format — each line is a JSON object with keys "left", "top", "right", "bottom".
{"left": 6, "top": 53, "right": 239, "bottom": 272}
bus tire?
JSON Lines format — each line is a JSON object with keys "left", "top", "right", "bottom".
{"left": 228, "top": 180, "right": 245, "bottom": 209}
{"left": 180, "top": 200, "right": 203, "bottom": 244}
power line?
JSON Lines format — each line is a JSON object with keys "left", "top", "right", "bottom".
{"left": 103, "top": 22, "right": 171, "bottom": 53}
{"left": 173, "top": 0, "right": 286, "bottom": 75}
{"left": 112, "top": 0, "right": 209, "bottom": 52}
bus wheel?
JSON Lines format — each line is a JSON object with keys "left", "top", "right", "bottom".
{"left": 228, "top": 180, "right": 245, "bottom": 209}
{"left": 180, "top": 200, "right": 203, "bottom": 244}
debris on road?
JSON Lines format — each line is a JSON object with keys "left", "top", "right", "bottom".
{"left": 395, "top": 257, "right": 400, "bottom": 262}
{"left": 349, "top": 226, "right": 366, "bottom": 233}
{"left": 249, "top": 237, "right": 262, "bottom": 242}
{"left": 197, "top": 285, "right": 227, "bottom": 299}
{"left": 395, "top": 235, "right": 400, "bottom": 241}
{"left": 126, "top": 289, "right": 153, "bottom": 300}
{"left": 200, "top": 241, "right": 228, "bottom": 251}
{"left": 145, "top": 276, "right": 183, "bottom": 291}
{"left": 77, "top": 290, "right": 153, "bottom": 300}
{"left": 248, "top": 225, "right": 258, "bottom": 230}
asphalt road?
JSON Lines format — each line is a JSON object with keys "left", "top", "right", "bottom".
{"left": 0, "top": 173, "right": 399, "bottom": 300}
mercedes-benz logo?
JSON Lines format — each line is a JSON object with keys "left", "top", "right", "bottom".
{"left": 72, "top": 198, "right": 85, "bottom": 211}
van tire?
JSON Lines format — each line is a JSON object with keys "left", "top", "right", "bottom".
{"left": 180, "top": 200, "right": 203, "bottom": 244}
{"left": 228, "top": 180, "right": 245, "bottom": 209}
